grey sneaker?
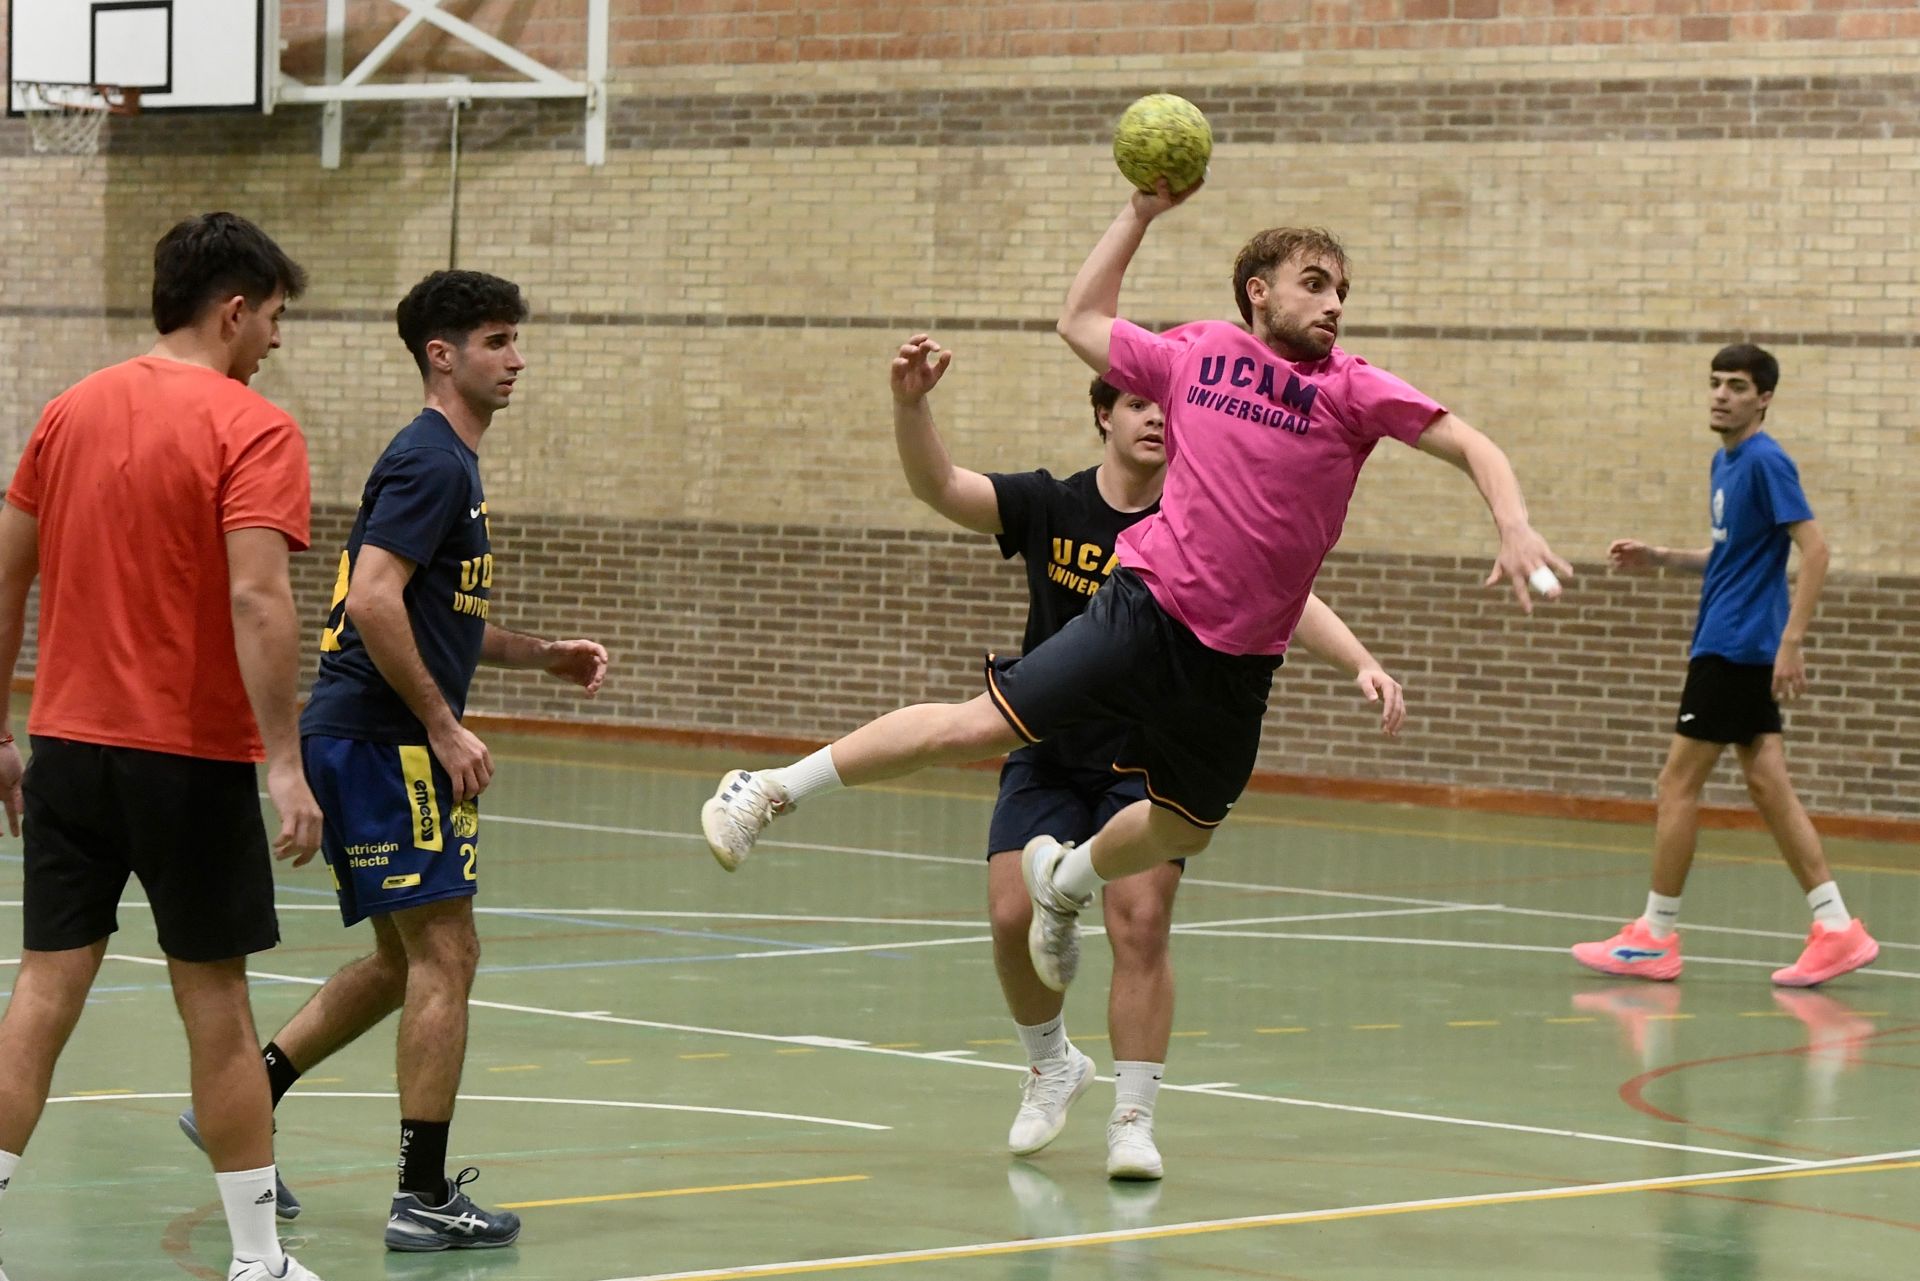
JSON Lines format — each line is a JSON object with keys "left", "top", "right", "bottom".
{"left": 700, "top": 769, "right": 791, "bottom": 871}
{"left": 180, "top": 1107, "right": 301, "bottom": 1220}
{"left": 385, "top": 1167, "right": 521, "bottom": 1252}
{"left": 1022, "top": 835, "right": 1090, "bottom": 992}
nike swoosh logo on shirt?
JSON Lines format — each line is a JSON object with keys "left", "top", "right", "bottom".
{"left": 469, "top": 506, "right": 483, "bottom": 518}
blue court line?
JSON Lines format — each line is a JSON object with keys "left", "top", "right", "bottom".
{"left": 278, "top": 881, "right": 827, "bottom": 951}
{"left": 485, "top": 907, "right": 827, "bottom": 951}
{"left": 474, "top": 944, "right": 923, "bottom": 977}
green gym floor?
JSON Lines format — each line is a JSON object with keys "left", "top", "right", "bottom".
{"left": 3, "top": 732, "right": 1916, "bottom": 1281}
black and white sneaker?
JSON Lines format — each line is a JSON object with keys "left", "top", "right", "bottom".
{"left": 384, "top": 1168, "right": 521, "bottom": 1252}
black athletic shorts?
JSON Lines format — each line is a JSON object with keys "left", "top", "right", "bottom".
{"left": 984, "top": 568, "right": 1281, "bottom": 829}
{"left": 21, "top": 736, "right": 279, "bottom": 961}
{"left": 1675, "top": 655, "right": 1783, "bottom": 745}
{"left": 986, "top": 743, "right": 1151, "bottom": 858}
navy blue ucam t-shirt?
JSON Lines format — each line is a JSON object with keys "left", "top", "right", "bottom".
{"left": 1690, "top": 431, "right": 1814, "bottom": 666}
{"left": 302, "top": 409, "right": 491, "bottom": 744}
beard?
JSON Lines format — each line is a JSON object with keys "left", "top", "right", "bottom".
{"left": 1261, "top": 303, "right": 1334, "bottom": 360}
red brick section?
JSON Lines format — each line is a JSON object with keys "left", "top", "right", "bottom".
{"left": 282, "top": 507, "right": 1911, "bottom": 826}
{"left": 11, "top": 505, "right": 1915, "bottom": 832}
{"left": 23, "top": 71, "right": 1920, "bottom": 160}
{"left": 276, "top": 0, "right": 1920, "bottom": 76}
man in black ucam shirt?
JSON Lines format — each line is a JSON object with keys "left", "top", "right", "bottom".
{"left": 888, "top": 334, "right": 1404, "bottom": 1182}
{"left": 181, "top": 271, "right": 608, "bottom": 1252}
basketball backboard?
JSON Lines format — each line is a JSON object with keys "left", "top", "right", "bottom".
{"left": 8, "top": 0, "right": 271, "bottom": 114}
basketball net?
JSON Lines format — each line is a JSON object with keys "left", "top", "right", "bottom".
{"left": 14, "top": 82, "right": 140, "bottom": 155}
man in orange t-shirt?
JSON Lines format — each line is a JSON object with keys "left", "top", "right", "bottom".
{"left": 0, "top": 213, "right": 327, "bottom": 1281}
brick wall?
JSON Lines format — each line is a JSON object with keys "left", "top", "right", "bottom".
{"left": 2, "top": 4, "right": 1917, "bottom": 818}
{"left": 267, "top": 1, "right": 1920, "bottom": 73}
{"left": 286, "top": 508, "right": 1917, "bottom": 819}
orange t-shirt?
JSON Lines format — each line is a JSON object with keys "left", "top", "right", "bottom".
{"left": 6, "top": 356, "right": 312, "bottom": 762}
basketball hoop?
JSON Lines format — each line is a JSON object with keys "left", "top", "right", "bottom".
{"left": 13, "top": 81, "right": 140, "bottom": 155}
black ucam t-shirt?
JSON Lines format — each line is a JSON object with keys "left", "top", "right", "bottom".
{"left": 302, "top": 409, "right": 491, "bottom": 744}
{"left": 987, "top": 465, "right": 1159, "bottom": 768}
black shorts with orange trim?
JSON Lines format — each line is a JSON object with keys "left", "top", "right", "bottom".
{"left": 983, "top": 568, "right": 1280, "bottom": 828}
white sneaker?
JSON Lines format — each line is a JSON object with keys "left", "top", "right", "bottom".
{"left": 1006, "top": 1047, "right": 1096, "bottom": 1155}
{"left": 1106, "top": 1107, "right": 1163, "bottom": 1181}
{"left": 700, "top": 769, "right": 791, "bottom": 871}
{"left": 1021, "top": 836, "right": 1089, "bottom": 992}
{"left": 229, "top": 1255, "right": 324, "bottom": 1281}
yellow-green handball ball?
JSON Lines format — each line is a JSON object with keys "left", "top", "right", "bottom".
{"left": 1112, "top": 93, "right": 1212, "bottom": 194}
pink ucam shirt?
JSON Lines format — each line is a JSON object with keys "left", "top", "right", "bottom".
{"left": 1106, "top": 318, "right": 1444, "bottom": 655}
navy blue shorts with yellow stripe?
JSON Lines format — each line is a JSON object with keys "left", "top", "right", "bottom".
{"left": 303, "top": 734, "right": 480, "bottom": 927}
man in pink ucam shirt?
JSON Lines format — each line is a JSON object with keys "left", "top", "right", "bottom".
{"left": 702, "top": 178, "right": 1568, "bottom": 998}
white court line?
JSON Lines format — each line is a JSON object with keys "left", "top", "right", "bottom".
{"left": 597, "top": 1147, "right": 1920, "bottom": 1281}
{"left": 1490, "top": 901, "right": 1920, "bottom": 951}
{"left": 46, "top": 1089, "right": 888, "bottom": 1131}
{"left": 219, "top": 800, "right": 1920, "bottom": 948}
{"left": 477, "top": 809, "right": 1920, "bottom": 949}
{"left": 1173, "top": 929, "right": 1920, "bottom": 980}
{"left": 1177, "top": 1083, "right": 1807, "bottom": 1166}
{"left": 99, "top": 954, "right": 1802, "bottom": 1166}
{"left": 1178, "top": 904, "right": 1491, "bottom": 930}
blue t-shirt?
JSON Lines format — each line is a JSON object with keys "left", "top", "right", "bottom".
{"left": 302, "top": 410, "right": 491, "bottom": 743}
{"left": 1690, "top": 431, "right": 1813, "bottom": 665}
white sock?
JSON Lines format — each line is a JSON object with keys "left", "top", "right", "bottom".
{"left": 1113, "top": 1061, "right": 1163, "bottom": 1116}
{"left": 0, "top": 1148, "right": 20, "bottom": 1206}
{"left": 215, "top": 1165, "right": 285, "bottom": 1269}
{"left": 1053, "top": 840, "right": 1103, "bottom": 900}
{"left": 1807, "top": 881, "right": 1851, "bottom": 931}
{"left": 1015, "top": 1015, "right": 1068, "bottom": 1066}
{"left": 766, "top": 746, "right": 842, "bottom": 804}
{"left": 1644, "top": 891, "right": 1682, "bottom": 940}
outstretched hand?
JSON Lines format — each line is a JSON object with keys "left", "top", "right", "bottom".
{"left": 1607, "top": 539, "right": 1659, "bottom": 572}
{"left": 544, "top": 638, "right": 608, "bottom": 696}
{"left": 891, "top": 334, "right": 953, "bottom": 403}
{"left": 1486, "top": 526, "right": 1574, "bottom": 614}
{"left": 1356, "top": 668, "right": 1406, "bottom": 738}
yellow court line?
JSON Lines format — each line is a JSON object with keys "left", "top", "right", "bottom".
{"left": 1351, "top": 1024, "right": 1401, "bottom": 1031}
{"left": 871, "top": 1042, "right": 922, "bottom": 1050}
{"left": 502, "top": 1174, "right": 869, "bottom": 1211}
{"left": 1447, "top": 1020, "right": 1499, "bottom": 1028}
{"left": 1256, "top": 1027, "right": 1308, "bottom": 1034}
{"left": 487, "top": 1064, "right": 543, "bottom": 1073}
{"left": 303, "top": 1076, "right": 345, "bottom": 1085}
{"left": 1647, "top": 1013, "right": 1694, "bottom": 1022}
{"left": 69, "top": 1088, "right": 132, "bottom": 1097}
{"left": 774, "top": 1048, "right": 818, "bottom": 1056}
{"left": 679, "top": 1052, "right": 730, "bottom": 1061}
{"left": 588, "top": 1058, "right": 633, "bottom": 1066}
{"left": 622, "top": 1158, "right": 1920, "bottom": 1281}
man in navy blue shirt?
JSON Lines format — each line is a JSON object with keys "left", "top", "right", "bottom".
{"left": 1574, "top": 344, "right": 1876, "bottom": 988}
{"left": 179, "top": 272, "right": 608, "bottom": 1251}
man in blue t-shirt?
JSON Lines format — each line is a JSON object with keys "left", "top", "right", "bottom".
{"left": 178, "top": 272, "right": 608, "bottom": 1251}
{"left": 1574, "top": 344, "right": 1876, "bottom": 989}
